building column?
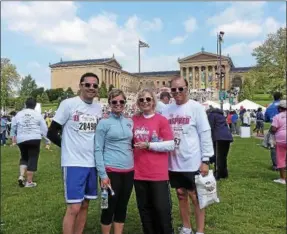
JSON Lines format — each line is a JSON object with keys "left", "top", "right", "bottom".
{"left": 186, "top": 67, "right": 190, "bottom": 88}
{"left": 180, "top": 67, "right": 183, "bottom": 78}
{"left": 205, "top": 66, "right": 208, "bottom": 89}
{"left": 212, "top": 66, "right": 216, "bottom": 89}
{"left": 225, "top": 66, "right": 230, "bottom": 90}
{"left": 192, "top": 67, "right": 195, "bottom": 89}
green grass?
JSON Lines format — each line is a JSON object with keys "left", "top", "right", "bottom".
{"left": 1, "top": 138, "right": 286, "bottom": 234}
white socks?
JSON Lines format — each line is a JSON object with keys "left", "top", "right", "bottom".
{"left": 196, "top": 232, "right": 204, "bottom": 234}
{"left": 20, "top": 165, "right": 27, "bottom": 177}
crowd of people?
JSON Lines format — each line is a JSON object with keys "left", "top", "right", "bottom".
{"left": 2, "top": 72, "right": 286, "bottom": 234}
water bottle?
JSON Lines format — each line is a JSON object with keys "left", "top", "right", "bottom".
{"left": 151, "top": 130, "right": 158, "bottom": 142}
{"left": 101, "top": 188, "right": 108, "bottom": 209}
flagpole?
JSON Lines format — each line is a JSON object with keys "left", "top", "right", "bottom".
{"left": 138, "top": 40, "right": 141, "bottom": 73}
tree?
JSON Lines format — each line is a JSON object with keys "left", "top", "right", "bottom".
{"left": 20, "top": 74, "right": 37, "bottom": 97}
{"left": 65, "top": 87, "right": 75, "bottom": 98}
{"left": 14, "top": 96, "right": 26, "bottom": 111}
{"left": 1, "top": 58, "right": 21, "bottom": 109}
{"left": 40, "top": 92, "right": 49, "bottom": 103}
{"left": 45, "top": 88, "right": 64, "bottom": 102}
{"left": 251, "top": 27, "right": 286, "bottom": 93}
{"left": 108, "top": 84, "right": 115, "bottom": 92}
{"left": 99, "top": 82, "right": 108, "bottom": 98}
{"left": 238, "top": 74, "right": 256, "bottom": 102}
{"left": 31, "top": 87, "right": 44, "bottom": 99}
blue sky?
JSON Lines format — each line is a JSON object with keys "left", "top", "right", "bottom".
{"left": 1, "top": 1, "right": 286, "bottom": 88}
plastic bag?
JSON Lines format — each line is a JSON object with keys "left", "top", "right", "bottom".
{"left": 262, "top": 131, "right": 276, "bottom": 149}
{"left": 195, "top": 170, "right": 220, "bottom": 209}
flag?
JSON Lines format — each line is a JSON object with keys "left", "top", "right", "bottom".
{"left": 139, "top": 40, "right": 149, "bottom": 48}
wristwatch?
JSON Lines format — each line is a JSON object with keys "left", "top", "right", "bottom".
{"left": 202, "top": 161, "right": 210, "bottom": 165}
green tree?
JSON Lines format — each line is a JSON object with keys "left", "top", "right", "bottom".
{"left": 251, "top": 27, "right": 286, "bottom": 93}
{"left": 108, "top": 84, "right": 115, "bottom": 92}
{"left": 238, "top": 75, "right": 255, "bottom": 102}
{"left": 45, "top": 88, "right": 64, "bottom": 102}
{"left": 40, "top": 92, "right": 50, "bottom": 103}
{"left": 65, "top": 87, "right": 75, "bottom": 98}
{"left": 99, "top": 82, "right": 108, "bottom": 98}
{"left": 1, "top": 58, "right": 20, "bottom": 109}
{"left": 20, "top": 74, "right": 38, "bottom": 97}
{"left": 14, "top": 96, "right": 26, "bottom": 111}
{"left": 31, "top": 87, "right": 44, "bottom": 99}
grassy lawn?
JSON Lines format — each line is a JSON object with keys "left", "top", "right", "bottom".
{"left": 1, "top": 137, "right": 286, "bottom": 234}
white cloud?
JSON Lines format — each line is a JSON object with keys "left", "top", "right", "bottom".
{"left": 207, "top": 2, "right": 284, "bottom": 39}
{"left": 207, "top": 2, "right": 266, "bottom": 26}
{"left": 184, "top": 17, "right": 197, "bottom": 33}
{"left": 222, "top": 40, "right": 262, "bottom": 57}
{"left": 212, "top": 21, "right": 263, "bottom": 38}
{"left": 169, "top": 35, "right": 188, "bottom": 45}
{"left": 27, "top": 61, "right": 41, "bottom": 69}
{"left": 1, "top": 1, "right": 163, "bottom": 68}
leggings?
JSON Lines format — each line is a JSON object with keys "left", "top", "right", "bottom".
{"left": 101, "top": 171, "right": 134, "bottom": 225}
{"left": 134, "top": 180, "right": 174, "bottom": 234}
{"left": 18, "top": 139, "right": 41, "bottom": 172}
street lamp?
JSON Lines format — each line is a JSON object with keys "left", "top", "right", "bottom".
{"left": 216, "top": 31, "right": 225, "bottom": 110}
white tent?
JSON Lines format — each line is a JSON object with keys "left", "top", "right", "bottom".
{"left": 233, "top": 99, "right": 266, "bottom": 111}
{"left": 202, "top": 100, "right": 220, "bottom": 109}
{"left": 223, "top": 102, "right": 231, "bottom": 110}
{"left": 35, "top": 103, "right": 42, "bottom": 113}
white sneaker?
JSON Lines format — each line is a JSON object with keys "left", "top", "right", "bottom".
{"left": 178, "top": 226, "right": 193, "bottom": 234}
{"left": 25, "top": 182, "right": 37, "bottom": 187}
{"left": 273, "top": 179, "right": 286, "bottom": 185}
{"left": 18, "top": 176, "right": 25, "bottom": 187}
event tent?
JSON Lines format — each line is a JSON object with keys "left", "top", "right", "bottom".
{"left": 232, "top": 99, "right": 266, "bottom": 111}
{"left": 202, "top": 100, "right": 220, "bottom": 109}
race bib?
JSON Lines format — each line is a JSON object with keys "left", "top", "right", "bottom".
{"left": 173, "top": 130, "right": 182, "bottom": 149}
{"left": 78, "top": 114, "right": 98, "bottom": 133}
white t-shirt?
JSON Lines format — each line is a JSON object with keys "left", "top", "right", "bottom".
{"left": 11, "top": 109, "right": 48, "bottom": 144}
{"left": 53, "top": 96, "right": 102, "bottom": 167}
{"left": 156, "top": 101, "right": 167, "bottom": 114}
{"left": 162, "top": 100, "right": 213, "bottom": 172}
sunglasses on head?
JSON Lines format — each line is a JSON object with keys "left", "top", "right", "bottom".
{"left": 170, "top": 87, "right": 186, "bottom": 93}
{"left": 138, "top": 97, "right": 152, "bottom": 103}
{"left": 111, "top": 100, "right": 126, "bottom": 105}
{"left": 81, "top": 83, "right": 98, "bottom": 89}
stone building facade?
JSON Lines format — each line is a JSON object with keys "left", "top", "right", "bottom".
{"left": 50, "top": 50, "right": 253, "bottom": 93}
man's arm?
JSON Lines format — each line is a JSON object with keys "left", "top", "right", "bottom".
{"left": 47, "top": 121, "right": 62, "bottom": 147}
{"left": 47, "top": 99, "right": 70, "bottom": 147}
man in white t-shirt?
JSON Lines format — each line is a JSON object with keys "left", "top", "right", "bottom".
{"left": 156, "top": 91, "right": 171, "bottom": 114}
{"left": 162, "top": 77, "right": 214, "bottom": 234}
{"left": 47, "top": 73, "right": 102, "bottom": 234}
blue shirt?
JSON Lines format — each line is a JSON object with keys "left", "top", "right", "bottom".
{"left": 265, "top": 100, "right": 280, "bottom": 123}
{"left": 231, "top": 113, "right": 238, "bottom": 123}
{"left": 95, "top": 113, "right": 134, "bottom": 179}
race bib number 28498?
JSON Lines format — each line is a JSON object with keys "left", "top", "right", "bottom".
{"left": 78, "top": 115, "right": 98, "bottom": 133}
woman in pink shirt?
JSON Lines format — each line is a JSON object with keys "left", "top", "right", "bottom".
{"left": 271, "top": 100, "right": 287, "bottom": 185}
{"left": 132, "top": 88, "right": 175, "bottom": 234}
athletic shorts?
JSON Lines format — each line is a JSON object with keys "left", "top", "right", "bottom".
{"left": 62, "top": 167, "right": 98, "bottom": 204}
{"left": 169, "top": 171, "right": 199, "bottom": 191}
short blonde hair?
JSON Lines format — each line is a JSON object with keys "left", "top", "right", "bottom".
{"left": 108, "top": 89, "right": 127, "bottom": 103}
{"left": 136, "top": 88, "right": 157, "bottom": 110}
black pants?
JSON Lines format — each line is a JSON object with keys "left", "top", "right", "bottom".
{"left": 101, "top": 171, "right": 134, "bottom": 225}
{"left": 212, "top": 140, "right": 231, "bottom": 179}
{"left": 134, "top": 180, "right": 174, "bottom": 234}
{"left": 18, "top": 139, "right": 41, "bottom": 172}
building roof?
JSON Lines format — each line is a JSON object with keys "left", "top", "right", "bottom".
{"left": 132, "top": 70, "right": 180, "bottom": 77}
{"left": 231, "top": 66, "right": 255, "bottom": 72}
{"left": 49, "top": 58, "right": 112, "bottom": 68}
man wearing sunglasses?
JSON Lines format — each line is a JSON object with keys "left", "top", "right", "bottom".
{"left": 47, "top": 72, "right": 102, "bottom": 234}
{"left": 162, "top": 76, "right": 214, "bottom": 234}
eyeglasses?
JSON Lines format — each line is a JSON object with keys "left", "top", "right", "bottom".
{"left": 81, "top": 83, "right": 98, "bottom": 89}
{"left": 170, "top": 87, "right": 186, "bottom": 93}
{"left": 111, "top": 100, "right": 126, "bottom": 105}
{"left": 138, "top": 97, "right": 153, "bottom": 103}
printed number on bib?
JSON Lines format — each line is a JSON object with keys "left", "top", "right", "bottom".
{"left": 78, "top": 115, "right": 98, "bottom": 133}
{"left": 174, "top": 138, "right": 181, "bottom": 147}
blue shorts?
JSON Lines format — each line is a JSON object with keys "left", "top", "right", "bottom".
{"left": 62, "top": 167, "right": 98, "bottom": 204}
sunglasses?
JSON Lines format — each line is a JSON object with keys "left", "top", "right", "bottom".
{"left": 81, "top": 83, "right": 98, "bottom": 89}
{"left": 170, "top": 87, "right": 186, "bottom": 93}
{"left": 111, "top": 100, "right": 126, "bottom": 105}
{"left": 138, "top": 97, "right": 153, "bottom": 103}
